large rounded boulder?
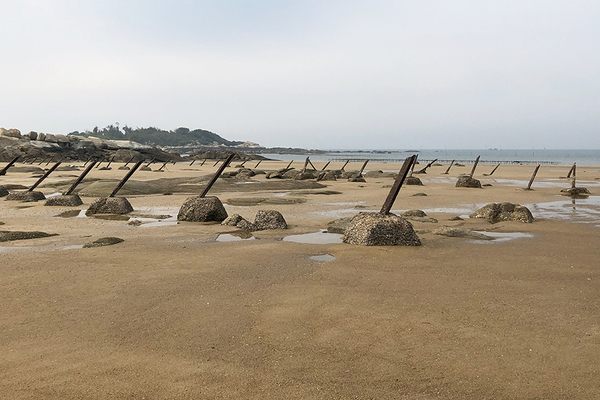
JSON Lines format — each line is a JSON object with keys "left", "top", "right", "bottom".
{"left": 254, "top": 210, "right": 287, "bottom": 230}
{"left": 343, "top": 212, "right": 421, "bottom": 246}
{"left": 177, "top": 196, "right": 228, "bottom": 222}
{"left": 86, "top": 197, "right": 133, "bottom": 215}
{"left": 45, "top": 194, "right": 83, "bottom": 207}
{"left": 470, "top": 202, "right": 533, "bottom": 223}
{"left": 456, "top": 175, "right": 482, "bottom": 188}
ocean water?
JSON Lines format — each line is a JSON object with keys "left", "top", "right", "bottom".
{"left": 260, "top": 149, "right": 600, "bottom": 166}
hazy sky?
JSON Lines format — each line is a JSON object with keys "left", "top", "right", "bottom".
{"left": 1, "top": 1, "right": 599, "bottom": 149}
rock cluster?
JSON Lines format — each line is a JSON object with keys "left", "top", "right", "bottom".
{"left": 470, "top": 202, "right": 534, "bottom": 223}
{"left": 86, "top": 197, "right": 134, "bottom": 215}
{"left": 342, "top": 212, "right": 421, "bottom": 246}
{"left": 5, "top": 191, "right": 46, "bottom": 202}
{"left": 455, "top": 175, "right": 482, "bottom": 188}
{"left": 221, "top": 210, "right": 287, "bottom": 231}
{"left": 561, "top": 187, "right": 590, "bottom": 196}
{"left": 45, "top": 194, "right": 83, "bottom": 207}
{"left": 177, "top": 196, "right": 228, "bottom": 222}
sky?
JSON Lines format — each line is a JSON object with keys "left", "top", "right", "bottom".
{"left": 1, "top": 0, "right": 599, "bottom": 149}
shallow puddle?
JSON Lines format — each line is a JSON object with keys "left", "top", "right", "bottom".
{"left": 526, "top": 196, "right": 600, "bottom": 224}
{"left": 283, "top": 230, "right": 343, "bottom": 244}
{"left": 308, "top": 254, "right": 336, "bottom": 261}
{"left": 470, "top": 231, "right": 534, "bottom": 243}
{"left": 216, "top": 233, "right": 256, "bottom": 242}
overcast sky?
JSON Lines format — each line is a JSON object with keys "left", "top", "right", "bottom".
{"left": 1, "top": 1, "right": 599, "bottom": 149}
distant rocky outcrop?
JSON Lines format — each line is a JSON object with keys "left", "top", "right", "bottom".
{"left": 0, "top": 128, "right": 182, "bottom": 163}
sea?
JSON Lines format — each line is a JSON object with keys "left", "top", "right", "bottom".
{"left": 259, "top": 149, "right": 600, "bottom": 166}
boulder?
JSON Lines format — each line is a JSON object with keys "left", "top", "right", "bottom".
{"left": 28, "top": 131, "right": 38, "bottom": 140}
{"left": 0, "top": 186, "right": 8, "bottom": 197}
{"left": 237, "top": 219, "right": 257, "bottom": 231}
{"left": 405, "top": 176, "right": 423, "bottom": 186}
{"left": 343, "top": 212, "right": 421, "bottom": 246}
{"left": 294, "top": 171, "right": 317, "bottom": 180}
{"left": 282, "top": 169, "right": 301, "bottom": 179}
{"left": 470, "top": 202, "right": 534, "bottom": 223}
{"left": 45, "top": 194, "right": 83, "bottom": 207}
{"left": 177, "top": 196, "right": 228, "bottom": 222}
{"left": 37, "top": 132, "right": 46, "bottom": 141}
{"left": 5, "top": 191, "right": 46, "bottom": 202}
{"left": 0, "top": 128, "right": 22, "bottom": 139}
{"left": 561, "top": 187, "right": 590, "bottom": 196}
{"left": 222, "top": 214, "right": 244, "bottom": 226}
{"left": 44, "top": 134, "right": 58, "bottom": 143}
{"left": 83, "top": 237, "right": 124, "bottom": 248}
{"left": 316, "top": 171, "right": 337, "bottom": 181}
{"left": 349, "top": 175, "right": 366, "bottom": 183}
{"left": 402, "top": 210, "right": 427, "bottom": 218}
{"left": 254, "top": 210, "right": 287, "bottom": 230}
{"left": 327, "top": 217, "right": 352, "bottom": 234}
{"left": 433, "top": 226, "right": 493, "bottom": 240}
{"left": 86, "top": 197, "right": 134, "bottom": 215}
{"left": 455, "top": 175, "right": 482, "bottom": 188}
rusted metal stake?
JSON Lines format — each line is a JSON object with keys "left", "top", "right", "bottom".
{"left": 286, "top": 160, "right": 294, "bottom": 169}
{"left": 123, "top": 156, "right": 135, "bottom": 168}
{"left": 416, "top": 158, "right": 438, "bottom": 174}
{"left": 200, "top": 159, "right": 206, "bottom": 166}
{"left": 566, "top": 163, "right": 575, "bottom": 178}
{"left": 321, "top": 161, "right": 331, "bottom": 171}
{"left": 145, "top": 158, "right": 156, "bottom": 168}
{"left": 443, "top": 160, "right": 455, "bottom": 174}
{"left": 105, "top": 156, "right": 115, "bottom": 169}
{"left": 65, "top": 161, "right": 96, "bottom": 195}
{"left": 254, "top": 160, "right": 262, "bottom": 168}
{"left": 359, "top": 160, "right": 369, "bottom": 176}
{"left": 571, "top": 163, "right": 577, "bottom": 189}
{"left": 409, "top": 155, "right": 418, "bottom": 177}
{"left": 110, "top": 160, "right": 144, "bottom": 197}
{"left": 469, "top": 155, "right": 481, "bottom": 178}
{"left": 308, "top": 159, "right": 317, "bottom": 171}
{"left": 189, "top": 159, "right": 196, "bottom": 166}
{"left": 28, "top": 157, "right": 39, "bottom": 165}
{"left": 158, "top": 161, "right": 169, "bottom": 171}
{"left": 340, "top": 160, "right": 350, "bottom": 171}
{"left": 526, "top": 165, "right": 540, "bottom": 190}
{"left": 240, "top": 160, "right": 247, "bottom": 167}
{"left": 0, "top": 156, "right": 20, "bottom": 176}
{"left": 29, "top": 161, "right": 61, "bottom": 191}
{"left": 484, "top": 164, "right": 500, "bottom": 176}
{"left": 200, "top": 153, "right": 235, "bottom": 198}
{"left": 380, "top": 155, "right": 418, "bottom": 215}
{"left": 213, "top": 158, "right": 221, "bottom": 167}
{"left": 302, "top": 157, "right": 310, "bottom": 174}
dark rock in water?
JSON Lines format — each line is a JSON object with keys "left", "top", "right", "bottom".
{"left": 327, "top": 217, "right": 352, "bottom": 234}
{"left": 433, "top": 226, "right": 493, "bottom": 240}
{"left": 83, "top": 237, "right": 124, "bottom": 248}
{"left": 470, "top": 202, "right": 534, "bottom": 223}
{"left": 45, "top": 194, "right": 83, "bottom": 206}
{"left": 455, "top": 175, "right": 482, "bottom": 188}
{"left": 561, "top": 187, "right": 590, "bottom": 196}
{"left": 316, "top": 171, "right": 337, "bottom": 181}
{"left": 402, "top": 209, "right": 427, "bottom": 218}
{"left": 0, "top": 186, "right": 8, "bottom": 197}
{"left": 342, "top": 212, "right": 421, "bottom": 246}
{"left": 349, "top": 176, "right": 366, "bottom": 183}
{"left": 405, "top": 176, "right": 423, "bottom": 186}
{"left": 5, "top": 191, "right": 46, "bottom": 202}
{"left": 0, "top": 230, "right": 57, "bottom": 242}
{"left": 413, "top": 192, "right": 427, "bottom": 196}
{"left": 177, "top": 196, "right": 228, "bottom": 222}
{"left": 254, "top": 210, "right": 287, "bottom": 230}
{"left": 86, "top": 197, "right": 133, "bottom": 215}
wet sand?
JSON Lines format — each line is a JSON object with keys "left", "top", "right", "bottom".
{"left": 1, "top": 160, "right": 600, "bottom": 399}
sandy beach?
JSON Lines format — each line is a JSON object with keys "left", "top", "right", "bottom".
{"left": 1, "top": 160, "right": 600, "bottom": 399}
